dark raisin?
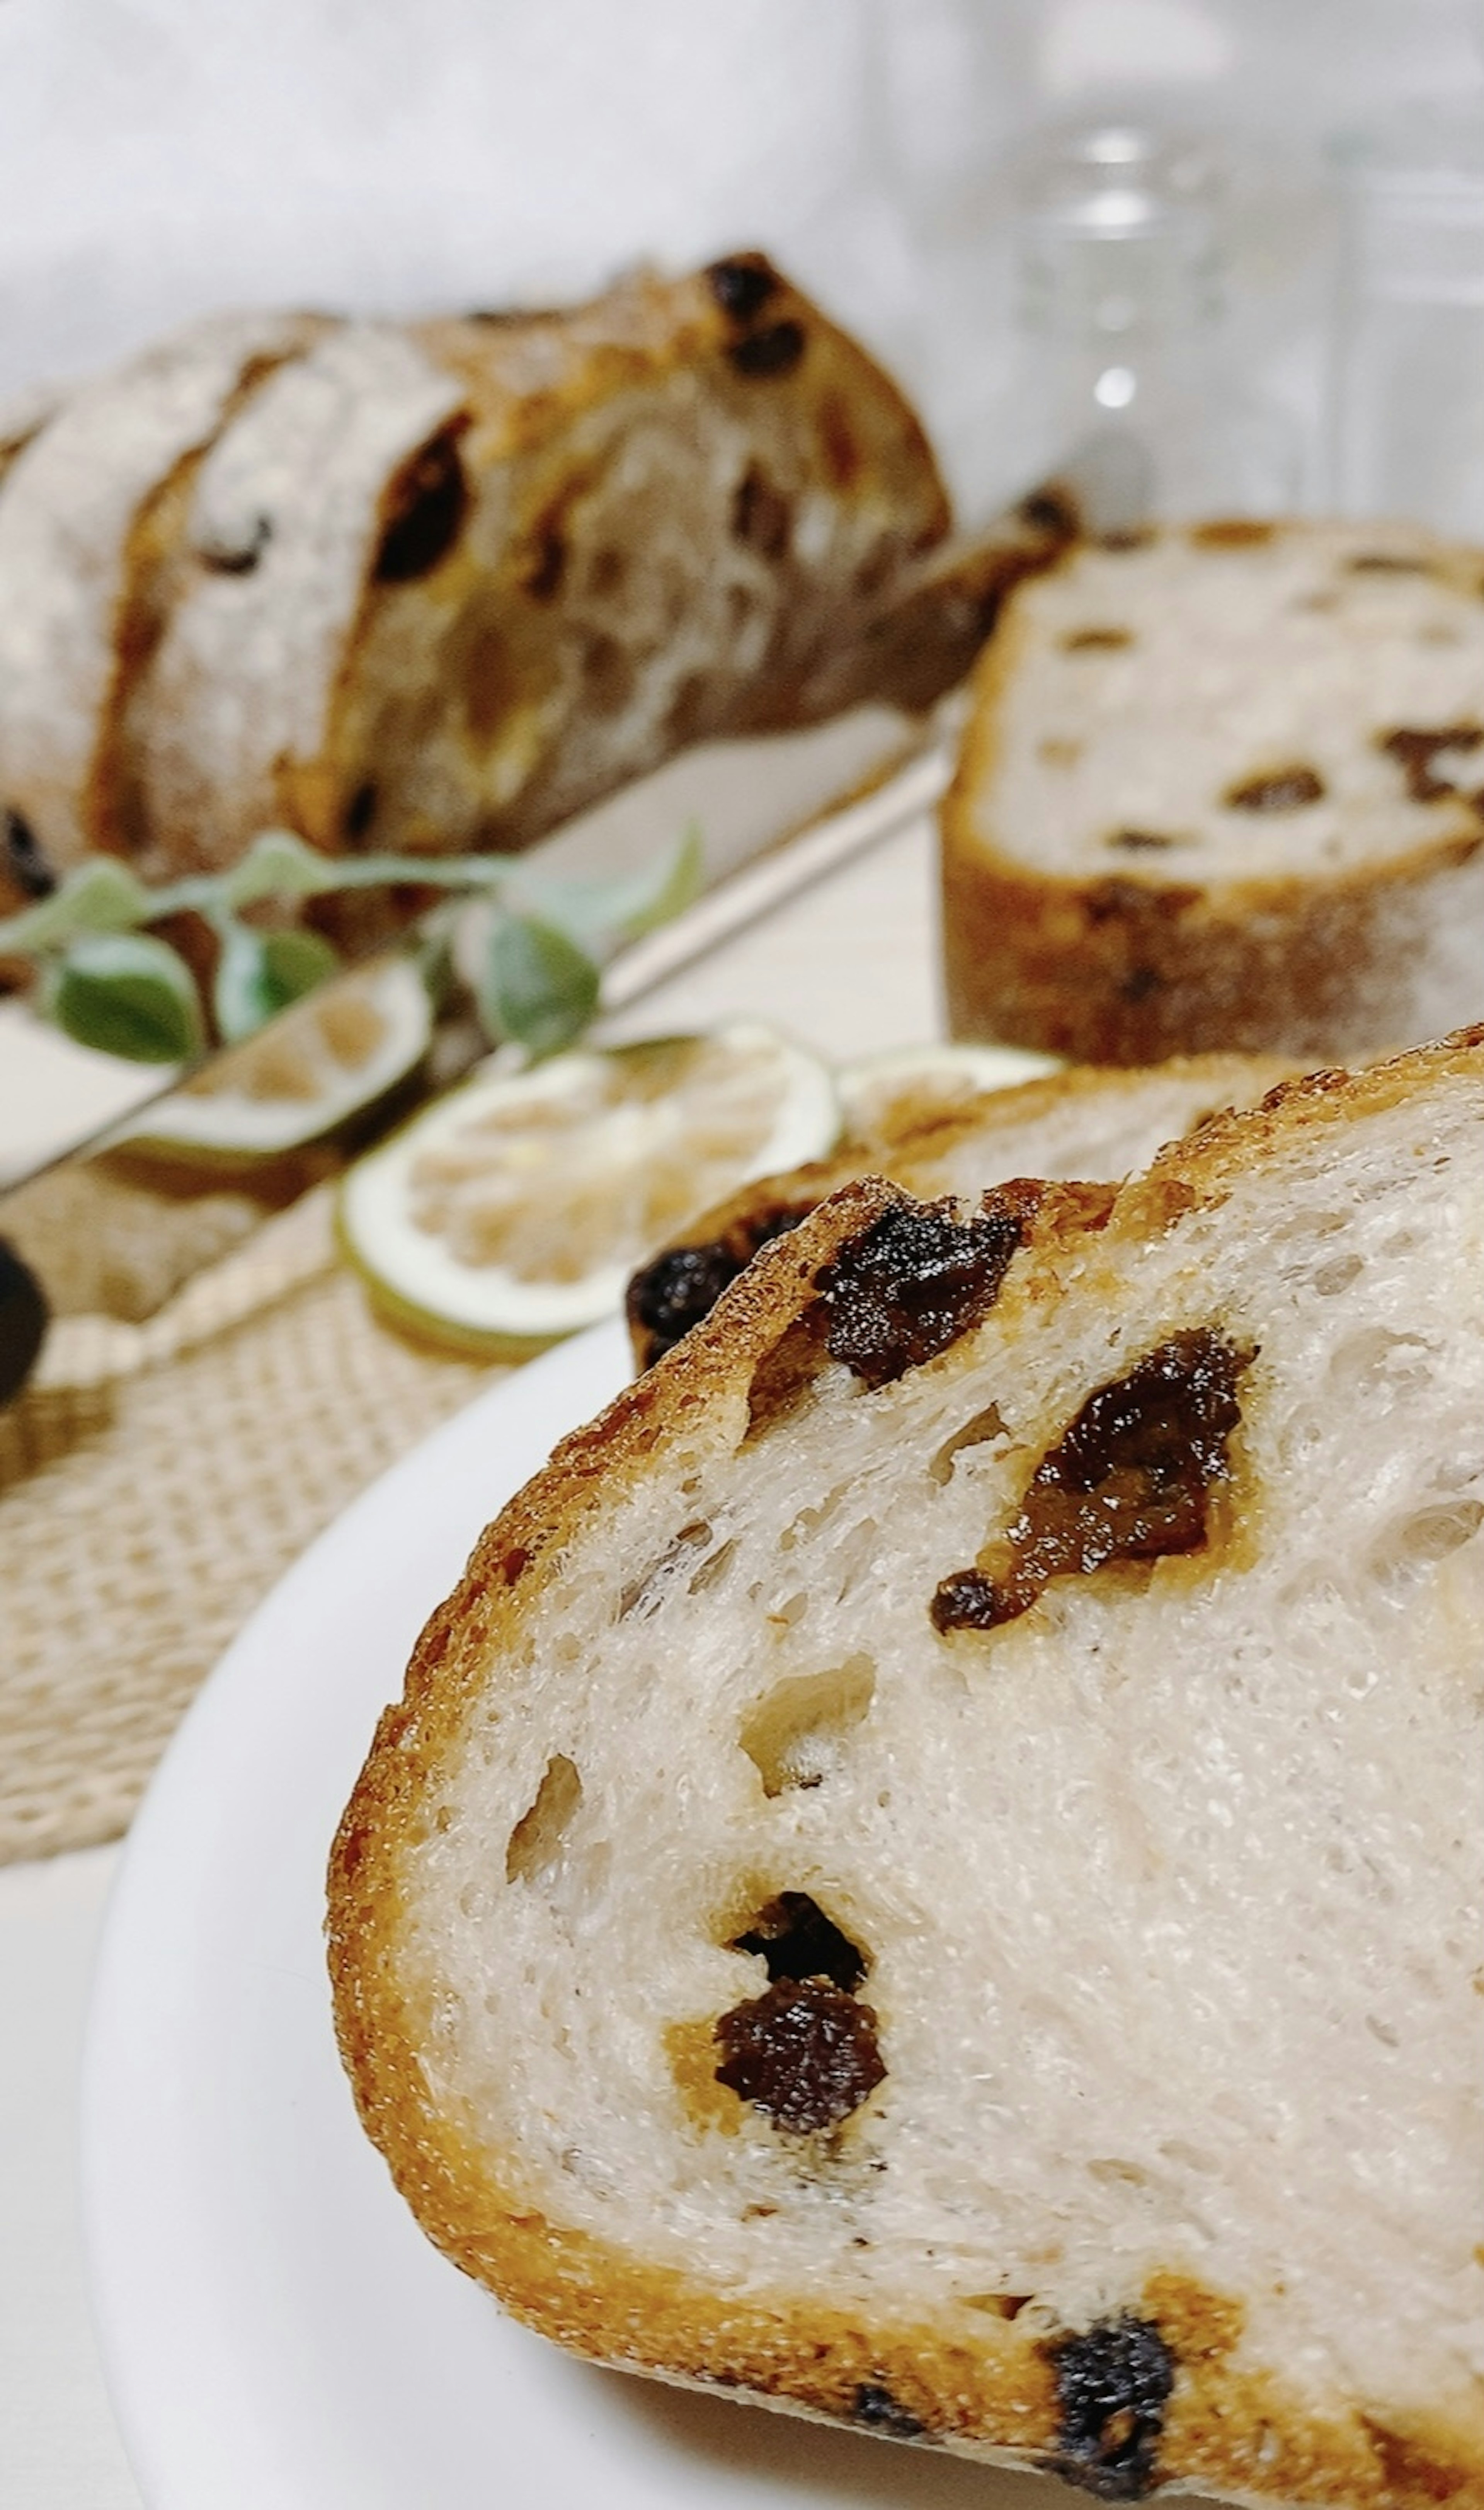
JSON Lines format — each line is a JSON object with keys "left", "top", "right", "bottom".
{"left": 714, "top": 1978, "right": 885, "bottom": 2133}
{"left": 932, "top": 1328, "right": 1251, "bottom": 1634}
{"left": 1380, "top": 724, "right": 1484, "bottom": 804}
{"left": 626, "top": 1241, "right": 745, "bottom": 1361}
{"left": 728, "top": 321, "right": 807, "bottom": 380}
{"left": 819, "top": 1193, "right": 1028, "bottom": 1391}
{"left": 706, "top": 254, "right": 780, "bottom": 322}
{"left": 732, "top": 463, "right": 792, "bottom": 559}
{"left": 3, "top": 808, "right": 54, "bottom": 899}
{"left": 1117, "top": 966, "right": 1164, "bottom": 1003}
{"left": 1348, "top": 550, "right": 1430, "bottom": 574}
{"left": 199, "top": 512, "right": 272, "bottom": 576}
{"left": 1019, "top": 487, "right": 1080, "bottom": 537}
{"left": 929, "top": 1569, "right": 1007, "bottom": 1634}
{"left": 374, "top": 431, "right": 468, "bottom": 584}
{"left": 342, "top": 780, "right": 378, "bottom": 843}
{"left": 0, "top": 1237, "right": 48, "bottom": 1407}
{"left": 730, "top": 1893, "right": 867, "bottom": 1992}
{"left": 1047, "top": 2315, "right": 1175, "bottom": 2499}
{"left": 853, "top": 2384, "right": 926, "bottom": 2438}
{"left": 1224, "top": 766, "right": 1325, "bottom": 812}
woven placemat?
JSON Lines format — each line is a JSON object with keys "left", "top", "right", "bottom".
{"left": 0, "top": 1183, "right": 505, "bottom": 1862}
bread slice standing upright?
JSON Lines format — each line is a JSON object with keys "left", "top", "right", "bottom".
{"left": 0, "top": 309, "right": 325, "bottom": 882}
{"left": 329, "top": 1028, "right": 1484, "bottom": 2506}
{"left": 941, "top": 520, "right": 1484, "bottom": 1062}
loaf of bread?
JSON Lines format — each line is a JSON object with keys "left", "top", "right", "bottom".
{"left": 0, "top": 257, "right": 1067, "bottom": 901}
{"left": 328, "top": 1027, "right": 1484, "bottom": 2504}
{"left": 626, "top": 1049, "right": 1293, "bottom": 1365}
{"left": 941, "top": 520, "right": 1484, "bottom": 1063}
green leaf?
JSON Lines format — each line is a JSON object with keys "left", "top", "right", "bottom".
{"left": 480, "top": 915, "right": 600, "bottom": 1059}
{"left": 212, "top": 923, "right": 341, "bottom": 1042}
{"left": 0, "top": 856, "right": 151, "bottom": 956}
{"left": 510, "top": 823, "right": 705, "bottom": 956}
{"left": 44, "top": 932, "right": 205, "bottom": 1064}
{"left": 218, "top": 829, "right": 341, "bottom": 912}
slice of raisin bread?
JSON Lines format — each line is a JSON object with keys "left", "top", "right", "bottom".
{"left": 129, "top": 256, "right": 957, "bottom": 874}
{"left": 329, "top": 1028, "right": 1484, "bottom": 2506}
{"left": 627, "top": 1049, "right": 1293, "bottom": 1365}
{"left": 0, "top": 310, "right": 326, "bottom": 884}
{"left": 941, "top": 519, "right": 1484, "bottom": 1064}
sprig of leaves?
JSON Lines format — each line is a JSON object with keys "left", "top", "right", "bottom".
{"left": 0, "top": 824, "right": 704, "bottom": 1065}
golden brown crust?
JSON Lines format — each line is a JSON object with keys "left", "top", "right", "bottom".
{"left": 328, "top": 1037, "right": 1484, "bottom": 2504}
{"left": 939, "top": 544, "right": 1484, "bottom": 1065}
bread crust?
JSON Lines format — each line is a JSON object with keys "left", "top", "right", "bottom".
{"left": 0, "top": 310, "right": 323, "bottom": 880}
{"left": 329, "top": 1031, "right": 1484, "bottom": 2505}
{"left": 940, "top": 532, "right": 1484, "bottom": 1064}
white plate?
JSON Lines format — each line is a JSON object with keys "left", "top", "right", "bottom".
{"left": 82, "top": 1317, "right": 1037, "bottom": 2510}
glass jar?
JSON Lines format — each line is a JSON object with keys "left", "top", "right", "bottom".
{"left": 1327, "top": 101, "right": 1484, "bottom": 531}
{"left": 956, "top": 124, "right": 1304, "bottom": 533}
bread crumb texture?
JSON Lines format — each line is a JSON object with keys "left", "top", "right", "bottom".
{"left": 942, "top": 521, "right": 1484, "bottom": 1063}
{"left": 329, "top": 1040, "right": 1484, "bottom": 2506}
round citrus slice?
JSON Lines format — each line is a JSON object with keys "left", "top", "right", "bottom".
{"left": 338, "top": 1023, "right": 840, "bottom": 1353}
{"left": 116, "top": 957, "right": 434, "bottom": 1166}
{"left": 837, "top": 1040, "right": 1062, "bottom": 1144}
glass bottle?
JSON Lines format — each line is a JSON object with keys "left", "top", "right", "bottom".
{"left": 953, "top": 125, "right": 1304, "bottom": 534}
{"left": 1327, "top": 101, "right": 1484, "bottom": 531}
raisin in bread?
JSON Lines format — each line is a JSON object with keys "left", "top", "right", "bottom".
{"left": 941, "top": 519, "right": 1484, "bottom": 1064}
{"left": 627, "top": 1049, "right": 1293, "bottom": 1365}
{"left": 329, "top": 1028, "right": 1484, "bottom": 2505}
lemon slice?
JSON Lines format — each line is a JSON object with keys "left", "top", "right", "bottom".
{"left": 117, "top": 958, "right": 433, "bottom": 1167}
{"left": 339, "top": 1023, "right": 840, "bottom": 1352}
{"left": 837, "top": 1041, "right": 1063, "bottom": 1143}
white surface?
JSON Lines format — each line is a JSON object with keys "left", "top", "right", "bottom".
{"left": 0, "top": 1846, "right": 143, "bottom": 2508}
{"left": 80, "top": 1318, "right": 1042, "bottom": 2510}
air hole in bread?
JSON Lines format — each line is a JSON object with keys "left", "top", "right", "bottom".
{"left": 618, "top": 1521, "right": 713, "bottom": 1619}
{"left": 960, "top": 2290, "right": 1034, "bottom": 2319}
{"left": 505, "top": 1753, "right": 582, "bottom": 1884}
{"left": 1062, "top": 628, "right": 1132, "bottom": 652}
{"left": 1370, "top": 1499, "right": 1484, "bottom": 1587}
{"left": 1108, "top": 829, "right": 1179, "bottom": 853}
{"left": 1040, "top": 736, "right": 1082, "bottom": 768}
{"left": 744, "top": 1304, "right": 831, "bottom": 1440}
{"left": 1326, "top": 1326, "right": 1433, "bottom": 1402}
{"left": 688, "top": 1537, "right": 737, "bottom": 1595}
{"left": 932, "top": 1329, "right": 1251, "bottom": 1633}
{"left": 732, "top": 463, "right": 792, "bottom": 560}
{"left": 1190, "top": 519, "right": 1274, "bottom": 548}
{"left": 728, "top": 1890, "right": 868, "bottom": 1989}
{"left": 739, "top": 1657, "right": 876, "bottom": 1796}
{"left": 931, "top": 1402, "right": 1009, "bottom": 1485}
{"left": 1311, "top": 1252, "right": 1364, "bottom": 1296}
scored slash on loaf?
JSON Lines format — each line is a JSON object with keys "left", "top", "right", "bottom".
{"left": 328, "top": 1029, "right": 1484, "bottom": 2507}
